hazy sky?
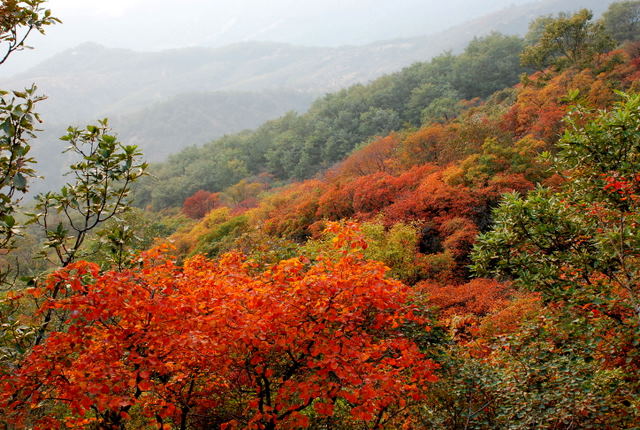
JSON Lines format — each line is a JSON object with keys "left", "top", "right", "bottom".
{"left": 3, "top": 0, "right": 534, "bottom": 76}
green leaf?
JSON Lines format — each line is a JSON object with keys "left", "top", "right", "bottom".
{"left": 14, "top": 172, "right": 27, "bottom": 190}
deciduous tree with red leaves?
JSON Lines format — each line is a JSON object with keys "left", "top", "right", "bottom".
{"left": 1, "top": 224, "right": 438, "bottom": 429}
{"left": 182, "top": 189, "right": 220, "bottom": 219}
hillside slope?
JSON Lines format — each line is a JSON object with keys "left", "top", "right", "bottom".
{"left": 2, "top": 0, "right": 617, "bottom": 197}
{"left": 3, "top": 0, "right": 615, "bottom": 122}
{"left": 26, "top": 90, "right": 314, "bottom": 196}
{"left": 4, "top": 5, "right": 640, "bottom": 428}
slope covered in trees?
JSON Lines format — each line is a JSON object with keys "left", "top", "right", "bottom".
{"left": 25, "top": 90, "right": 314, "bottom": 196}
{"left": 1, "top": 0, "right": 618, "bottom": 200}
{"left": 168, "top": 21, "right": 640, "bottom": 269}
{"left": 137, "top": 32, "right": 530, "bottom": 210}
{"left": 3, "top": 3, "right": 640, "bottom": 429}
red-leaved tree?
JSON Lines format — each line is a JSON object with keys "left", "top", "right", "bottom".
{"left": 1, "top": 224, "right": 438, "bottom": 429}
{"left": 182, "top": 190, "right": 220, "bottom": 219}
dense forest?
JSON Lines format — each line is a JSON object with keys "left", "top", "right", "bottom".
{"left": 2, "top": 1, "right": 640, "bottom": 429}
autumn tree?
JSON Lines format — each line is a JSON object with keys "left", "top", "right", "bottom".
{"left": 2, "top": 224, "right": 438, "bottom": 429}
{"left": 332, "top": 134, "right": 399, "bottom": 178}
{"left": 521, "top": 9, "right": 614, "bottom": 70}
{"left": 221, "top": 179, "right": 266, "bottom": 209}
{"left": 182, "top": 189, "right": 220, "bottom": 219}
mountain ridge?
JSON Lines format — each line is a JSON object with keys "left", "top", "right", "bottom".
{"left": 3, "top": 0, "right": 617, "bottom": 123}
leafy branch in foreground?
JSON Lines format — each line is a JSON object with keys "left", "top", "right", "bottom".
{"left": 472, "top": 92, "right": 640, "bottom": 321}
{"left": 31, "top": 120, "right": 148, "bottom": 268}
{"left": 0, "top": 86, "right": 44, "bottom": 254}
{"left": 0, "top": 0, "right": 59, "bottom": 65}
{"left": 0, "top": 0, "right": 57, "bottom": 281}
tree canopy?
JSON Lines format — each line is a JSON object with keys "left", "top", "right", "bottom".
{"left": 521, "top": 9, "right": 614, "bottom": 70}
{"left": 602, "top": 1, "right": 640, "bottom": 43}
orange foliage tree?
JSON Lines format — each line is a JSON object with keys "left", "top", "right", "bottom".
{"left": 331, "top": 134, "right": 399, "bottom": 178}
{"left": 422, "top": 279, "right": 510, "bottom": 320}
{"left": 1, "top": 226, "right": 438, "bottom": 429}
{"left": 383, "top": 171, "right": 483, "bottom": 226}
{"left": 257, "top": 180, "right": 325, "bottom": 240}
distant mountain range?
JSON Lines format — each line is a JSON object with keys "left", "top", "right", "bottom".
{"left": 6, "top": 0, "right": 615, "bottom": 120}
{"left": 108, "top": 91, "right": 315, "bottom": 163}
{"left": 0, "top": 0, "right": 617, "bottom": 195}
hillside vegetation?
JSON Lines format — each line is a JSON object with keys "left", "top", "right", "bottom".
{"left": 136, "top": 32, "right": 529, "bottom": 209}
{"left": 3, "top": 2, "right": 640, "bottom": 429}
{"left": 0, "top": 0, "right": 618, "bottom": 199}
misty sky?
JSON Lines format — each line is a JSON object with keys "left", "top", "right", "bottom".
{"left": 3, "top": 0, "right": 534, "bottom": 76}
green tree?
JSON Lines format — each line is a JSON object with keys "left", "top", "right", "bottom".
{"left": 421, "top": 93, "right": 462, "bottom": 124}
{"left": 407, "top": 82, "right": 461, "bottom": 125}
{"left": 84, "top": 208, "right": 184, "bottom": 270}
{"left": 358, "top": 107, "right": 401, "bottom": 136}
{"left": 0, "top": 0, "right": 57, "bottom": 258}
{"left": 0, "top": 0, "right": 58, "bottom": 370}
{"left": 32, "top": 120, "right": 147, "bottom": 268}
{"left": 472, "top": 93, "right": 640, "bottom": 314}
{"left": 0, "top": 87, "right": 44, "bottom": 254}
{"left": 453, "top": 32, "right": 526, "bottom": 99}
{"left": 601, "top": 1, "right": 640, "bottom": 43}
{"left": 470, "top": 92, "right": 640, "bottom": 427}
{"left": 520, "top": 9, "right": 614, "bottom": 70}
{"left": 524, "top": 14, "right": 555, "bottom": 46}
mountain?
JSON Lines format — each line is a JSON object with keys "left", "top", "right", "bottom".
{"left": 5, "top": 0, "right": 616, "bottom": 122}
{"left": 27, "top": 90, "right": 314, "bottom": 197}
{"left": 1, "top": 0, "right": 618, "bottom": 196}
{"left": 0, "top": 0, "right": 542, "bottom": 79}
{"left": 109, "top": 90, "right": 315, "bottom": 163}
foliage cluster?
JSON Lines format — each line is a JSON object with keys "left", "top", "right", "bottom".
{"left": 2, "top": 226, "right": 440, "bottom": 429}
{"left": 169, "top": 40, "right": 640, "bottom": 286}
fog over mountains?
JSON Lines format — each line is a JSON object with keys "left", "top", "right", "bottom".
{"left": 0, "top": 0, "right": 617, "bottom": 194}
{"left": 0, "top": 0, "right": 539, "bottom": 76}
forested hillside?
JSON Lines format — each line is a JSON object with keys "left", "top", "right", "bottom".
{"left": 25, "top": 89, "right": 314, "bottom": 196}
{"left": 136, "top": 32, "right": 529, "bottom": 209}
{"left": 0, "top": 0, "right": 618, "bottom": 199}
{"left": 2, "top": 1, "right": 640, "bottom": 429}
{"left": 135, "top": 0, "right": 619, "bottom": 210}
